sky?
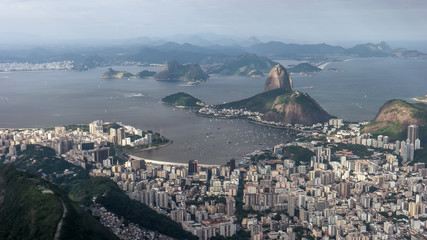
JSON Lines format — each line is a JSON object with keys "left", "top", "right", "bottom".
{"left": 1, "top": 0, "right": 427, "bottom": 47}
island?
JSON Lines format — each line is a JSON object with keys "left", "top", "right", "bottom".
{"left": 154, "top": 61, "right": 209, "bottom": 82}
{"left": 162, "top": 92, "right": 205, "bottom": 108}
{"left": 207, "top": 53, "right": 277, "bottom": 77}
{"left": 135, "top": 70, "right": 156, "bottom": 78}
{"left": 101, "top": 68, "right": 134, "bottom": 79}
{"left": 288, "top": 63, "right": 321, "bottom": 73}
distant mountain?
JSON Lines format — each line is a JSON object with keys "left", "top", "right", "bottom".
{"left": 162, "top": 92, "right": 205, "bottom": 108}
{"left": 101, "top": 68, "right": 134, "bottom": 79}
{"left": 154, "top": 61, "right": 209, "bottom": 81}
{"left": 347, "top": 41, "right": 393, "bottom": 57}
{"left": 217, "top": 65, "right": 331, "bottom": 125}
{"left": 240, "top": 37, "right": 262, "bottom": 47}
{"left": 247, "top": 41, "right": 427, "bottom": 59}
{"left": 363, "top": 99, "right": 427, "bottom": 140}
{"left": 248, "top": 41, "right": 347, "bottom": 58}
{"left": 207, "top": 53, "right": 277, "bottom": 76}
{"left": 288, "top": 63, "right": 321, "bottom": 73}
{"left": 0, "top": 164, "right": 118, "bottom": 240}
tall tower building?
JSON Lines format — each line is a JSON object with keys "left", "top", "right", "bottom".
{"left": 407, "top": 124, "right": 419, "bottom": 145}
{"left": 188, "top": 160, "right": 198, "bottom": 175}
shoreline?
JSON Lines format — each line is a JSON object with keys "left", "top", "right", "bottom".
{"left": 412, "top": 97, "right": 427, "bottom": 103}
{"left": 124, "top": 141, "right": 173, "bottom": 155}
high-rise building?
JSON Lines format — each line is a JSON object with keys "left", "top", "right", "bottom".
{"left": 339, "top": 182, "right": 351, "bottom": 198}
{"left": 117, "top": 128, "right": 125, "bottom": 146}
{"left": 94, "top": 147, "right": 110, "bottom": 162}
{"left": 288, "top": 195, "right": 296, "bottom": 217}
{"left": 407, "top": 124, "right": 419, "bottom": 145}
{"left": 226, "top": 197, "right": 236, "bottom": 217}
{"left": 188, "top": 159, "right": 198, "bottom": 175}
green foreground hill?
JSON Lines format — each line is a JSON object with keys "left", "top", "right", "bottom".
{"left": 0, "top": 164, "right": 118, "bottom": 240}
{"left": 162, "top": 92, "right": 204, "bottom": 108}
{"left": 3, "top": 145, "right": 197, "bottom": 240}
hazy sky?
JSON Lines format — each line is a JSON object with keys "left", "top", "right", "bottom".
{"left": 1, "top": 0, "right": 427, "bottom": 46}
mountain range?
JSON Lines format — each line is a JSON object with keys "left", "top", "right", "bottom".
{"left": 1, "top": 40, "right": 425, "bottom": 71}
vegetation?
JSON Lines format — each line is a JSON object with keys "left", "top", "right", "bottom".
{"left": 101, "top": 68, "right": 134, "bottom": 79}
{"left": 135, "top": 70, "right": 156, "bottom": 78}
{"left": 331, "top": 143, "right": 373, "bottom": 158}
{"left": 64, "top": 124, "right": 89, "bottom": 132}
{"left": 218, "top": 89, "right": 331, "bottom": 125}
{"left": 218, "top": 88, "right": 288, "bottom": 112}
{"left": 288, "top": 63, "right": 321, "bottom": 73}
{"left": 283, "top": 146, "right": 314, "bottom": 165}
{"left": 14, "top": 145, "right": 89, "bottom": 184}
{"left": 68, "top": 177, "right": 197, "bottom": 240}
{"left": 0, "top": 165, "right": 118, "bottom": 240}
{"left": 207, "top": 53, "right": 277, "bottom": 76}
{"left": 162, "top": 92, "right": 204, "bottom": 108}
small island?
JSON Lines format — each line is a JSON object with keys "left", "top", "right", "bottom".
{"left": 135, "top": 70, "right": 156, "bottom": 78}
{"left": 413, "top": 94, "right": 427, "bottom": 103}
{"left": 162, "top": 92, "right": 205, "bottom": 108}
{"left": 101, "top": 68, "right": 134, "bottom": 79}
{"left": 154, "top": 61, "right": 209, "bottom": 82}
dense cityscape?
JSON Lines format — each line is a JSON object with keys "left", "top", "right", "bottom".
{"left": 1, "top": 118, "right": 425, "bottom": 239}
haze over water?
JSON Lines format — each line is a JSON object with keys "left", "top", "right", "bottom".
{"left": 1, "top": 58, "right": 426, "bottom": 164}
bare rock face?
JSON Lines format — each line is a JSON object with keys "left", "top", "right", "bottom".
{"left": 264, "top": 64, "right": 293, "bottom": 92}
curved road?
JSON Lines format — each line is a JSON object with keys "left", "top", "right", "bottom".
{"left": 54, "top": 198, "right": 67, "bottom": 240}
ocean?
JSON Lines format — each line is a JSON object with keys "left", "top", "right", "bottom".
{"left": 1, "top": 58, "right": 426, "bottom": 164}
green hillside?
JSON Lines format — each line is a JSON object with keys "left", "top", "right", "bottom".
{"left": 68, "top": 177, "right": 198, "bottom": 240}
{"left": 162, "top": 92, "right": 204, "bottom": 108}
{"left": 8, "top": 144, "right": 196, "bottom": 239}
{"left": 218, "top": 88, "right": 287, "bottom": 112}
{"left": 0, "top": 165, "right": 118, "bottom": 240}
{"left": 217, "top": 89, "right": 331, "bottom": 125}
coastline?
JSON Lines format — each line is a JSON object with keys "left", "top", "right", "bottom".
{"left": 412, "top": 97, "right": 427, "bottom": 103}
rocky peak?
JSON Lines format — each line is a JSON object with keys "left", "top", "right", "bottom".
{"left": 264, "top": 64, "right": 293, "bottom": 92}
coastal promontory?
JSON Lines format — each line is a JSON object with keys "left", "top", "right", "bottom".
{"left": 218, "top": 64, "right": 331, "bottom": 125}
